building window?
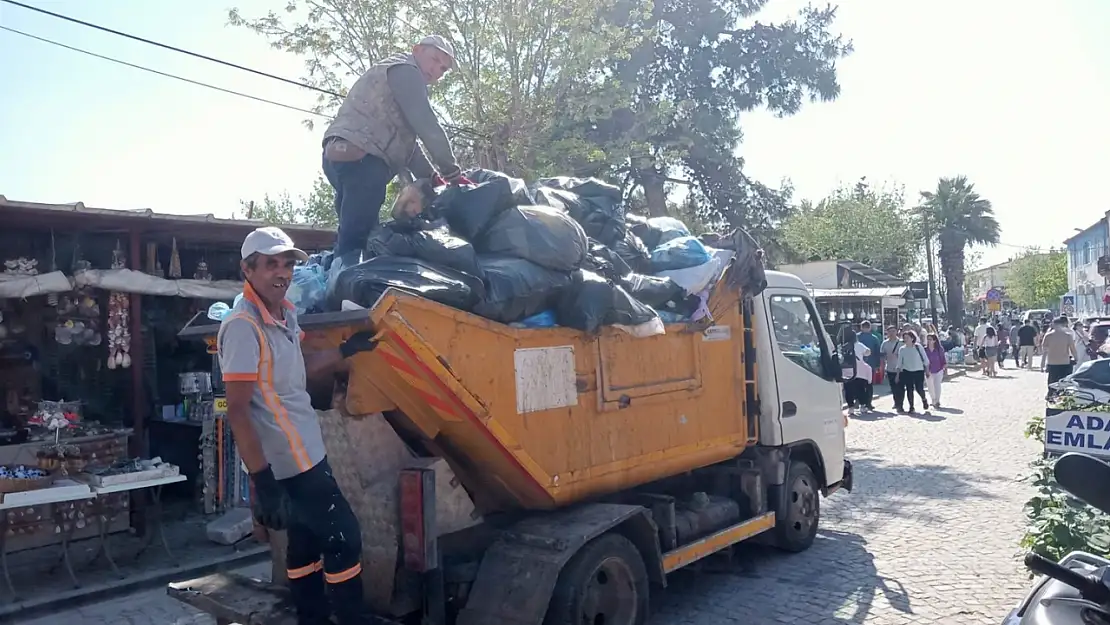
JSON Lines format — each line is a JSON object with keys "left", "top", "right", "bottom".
{"left": 1085, "top": 242, "right": 1093, "bottom": 265}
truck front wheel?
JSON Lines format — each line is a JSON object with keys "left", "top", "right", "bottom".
{"left": 544, "top": 533, "right": 650, "bottom": 625}
{"left": 773, "top": 461, "right": 820, "bottom": 552}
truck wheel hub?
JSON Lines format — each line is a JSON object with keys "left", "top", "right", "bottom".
{"left": 580, "top": 556, "right": 638, "bottom": 625}
{"left": 788, "top": 474, "right": 817, "bottom": 534}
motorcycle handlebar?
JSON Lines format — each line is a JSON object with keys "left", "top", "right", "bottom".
{"left": 1024, "top": 552, "right": 1110, "bottom": 604}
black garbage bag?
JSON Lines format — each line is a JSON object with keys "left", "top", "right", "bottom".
{"left": 532, "top": 187, "right": 583, "bottom": 216}
{"left": 556, "top": 269, "right": 659, "bottom": 333}
{"left": 583, "top": 240, "right": 633, "bottom": 282}
{"left": 464, "top": 168, "right": 533, "bottom": 206}
{"left": 477, "top": 205, "right": 588, "bottom": 272}
{"left": 625, "top": 213, "right": 663, "bottom": 250}
{"left": 612, "top": 229, "right": 651, "bottom": 274}
{"left": 471, "top": 256, "right": 571, "bottom": 323}
{"left": 537, "top": 176, "right": 622, "bottom": 200}
{"left": 367, "top": 223, "right": 482, "bottom": 277}
{"left": 718, "top": 227, "right": 768, "bottom": 299}
{"left": 430, "top": 178, "right": 516, "bottom": 240}
{"left": 327, "top": 256, "right": 484, "bottom": 312}
{"left": 619, "top": 273, "right": 685, "bottom": 309}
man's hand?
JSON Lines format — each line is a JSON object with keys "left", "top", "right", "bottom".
{"left": 340, "top": 330, "right": 379, "bottom": 359}
{"left": 250, "top": 466, "right": 288, "bottom": 530}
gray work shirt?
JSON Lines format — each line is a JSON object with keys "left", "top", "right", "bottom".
{"left": 217, "top": 284, "right": 326, "bottom": 480}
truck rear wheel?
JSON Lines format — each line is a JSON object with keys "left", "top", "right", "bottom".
{"left": 773, "top": 461, "right": 820, "bottom": 552}
{"left": 544, "top": 533, "right": 650, "bottom": 625}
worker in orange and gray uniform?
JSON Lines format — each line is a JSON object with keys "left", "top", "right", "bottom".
{"left": 322, "top": 34, "right": 466, "bottom": 257}
{"left": 219, "top": 227, "right": 378, "bottom": 625}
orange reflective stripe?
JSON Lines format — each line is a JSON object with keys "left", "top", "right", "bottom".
{"left": 287, "top": 560, "right": 323, "bottom": 579}
{"left": 228, "top": 313, "right": 312, "bottom": 472}
{"left": 325, "top": 563, "right": 362, "bottom": 584}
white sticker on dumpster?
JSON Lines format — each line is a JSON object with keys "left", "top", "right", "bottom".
{"left": 514, "top": 346, "right": 578, "bottom": 414}
{"left": 1045, "top": 411, "right": 1110, "bottom": 458}
{"left": 702, "top": 325, "right": 731, "bottom": 342}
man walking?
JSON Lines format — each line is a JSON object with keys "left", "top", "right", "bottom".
{"left": 220, "top": 227, "right": 379, "bottom": 625}
{"left": 1009, "top": 322, "right": 1021, "bottom": 367}
{"left": 1041, "top": 315, "right": 1077, "bottom": 388}
{"left": 880, "top": 326, "right": 904, "bottom": 411}
{"left": 322, "top": 35, "right": 466, "bottom": 256}
{"left": 1017, "top": 319, "right": 1038, "bottom": 368}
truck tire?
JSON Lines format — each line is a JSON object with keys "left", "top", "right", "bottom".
{"left": 773, "top": 461, "right": 820, "bottom": 553}
{"left": 544, "top": 533, "right": 650, "bottom": 625}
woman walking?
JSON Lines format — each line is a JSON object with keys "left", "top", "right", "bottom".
{"left": 924, "top": 333, "right": 947, "bottom": 409}
{"left": 895, "top": 330, "right": 929, "bottom": 413}
{"left": 980, "top": 326, "right": 999, "bottom": 377}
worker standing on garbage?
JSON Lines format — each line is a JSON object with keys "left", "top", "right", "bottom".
{"left": 322, "top": 35, "right": 467, "bottom": 256}
{"left": 219, "top": 227, "right": 380, "bottom": 625}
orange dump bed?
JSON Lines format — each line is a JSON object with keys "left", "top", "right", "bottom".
{"left": 309, "top": 277, "right": 757, "bottom": 514}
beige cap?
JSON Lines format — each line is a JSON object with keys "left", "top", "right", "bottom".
{"left": 418, "top": 34, "right": 457, "bottom": 68}
{"left": 241, "top": 227, "right": 308, "bottom": 262}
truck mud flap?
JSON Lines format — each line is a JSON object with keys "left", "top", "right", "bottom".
{"left": 456, "top": 503, "right": 663, "bottom": 625}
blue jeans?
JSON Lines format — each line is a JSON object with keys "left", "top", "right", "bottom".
{"left": 322, "top": 151, "right": 393, "bottom": 256}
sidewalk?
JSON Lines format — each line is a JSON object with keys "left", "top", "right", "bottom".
{"left": 0, "top": 505, "right": 268, "bottom": 621}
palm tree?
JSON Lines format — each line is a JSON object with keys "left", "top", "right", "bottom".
{"left": 919, "top": 176, "right": 1000, "bottom": 327}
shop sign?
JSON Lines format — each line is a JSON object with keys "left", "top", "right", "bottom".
{"left": 1045, "top": 410, "right": 1110, "bottom": 458}
{"left": 214, "top": 397, "right": 228, "bottom": 415}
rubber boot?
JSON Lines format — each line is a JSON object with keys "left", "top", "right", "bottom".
{"left": 290, "top": 570, "right": 332, "bottom": 625}
{"left": 328, "top": 575, "right": 365, "bottom": 625}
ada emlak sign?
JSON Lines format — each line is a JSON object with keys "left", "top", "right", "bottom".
{"left": 1045, "top": 411, "right": 1110, "bottom": 457}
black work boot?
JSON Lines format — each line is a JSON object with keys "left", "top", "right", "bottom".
{"left": 290, "top": 570, "right": 332, "bottom": 625}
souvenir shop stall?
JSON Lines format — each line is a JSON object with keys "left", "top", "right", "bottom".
{"left": 0, "top": 197, "right": 335, "bottom": 551}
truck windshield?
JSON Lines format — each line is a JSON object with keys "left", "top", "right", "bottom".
{"left": 769, "top": 295, "right": 825, "bottom": 377}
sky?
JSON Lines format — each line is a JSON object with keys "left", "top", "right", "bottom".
{"left": 1, "top": 0, "right": 1109, "bottom": 269}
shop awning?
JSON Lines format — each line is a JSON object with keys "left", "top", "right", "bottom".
{"left": 812, "top": 286, "right": 909, "bottom": 298}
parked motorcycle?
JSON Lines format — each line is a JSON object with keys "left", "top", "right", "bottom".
{"left": 1004, "top": 452, "right": 1110, "bottom": 624}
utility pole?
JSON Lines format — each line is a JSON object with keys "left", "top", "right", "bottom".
{"left": 921, "top": 209, "right": 942, "bottom": 325}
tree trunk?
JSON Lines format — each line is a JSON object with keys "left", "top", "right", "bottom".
{"left": 938, "top": 241, "right": 966, "bottom": 328}
{"left": 634, "top": 157, "right": 668, "bottom": 217}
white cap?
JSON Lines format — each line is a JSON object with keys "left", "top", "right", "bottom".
{"left": 241, "top": 227, "right": 308, "bottom": 262}
{"left": 418, "top": 34, "right": 457, "bottom": 68}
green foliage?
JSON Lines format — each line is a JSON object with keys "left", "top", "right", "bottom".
{"left": 1021, "top": 402, "right": 1110, "bottom": 564}
{"left": 1007, "top": 251, "right": 1068, "bottom": 310}
{"left": 919, "top": 176, "right": 1000, "bottom": 326}
{"left": 781, "top": 178, "right": 921, "bottom": 278}
{"left": 237, "top": 176, "right": 403, "bottom": 227}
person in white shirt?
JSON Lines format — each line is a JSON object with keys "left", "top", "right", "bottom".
{"left": 840, "top": 328, "right": 873, "bottom": 416}
{"left": 978, "top": 326, "right": 999, "bottom": 377}
{"left": 894, "top": 330, "right": 930, "bottom": 413}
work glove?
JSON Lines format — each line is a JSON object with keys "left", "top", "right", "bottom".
{"left": 250, "top": 466, "right": 288, "bottom": 531}
{"left": 340, "top": 330, "right": 379, "bottom": 359}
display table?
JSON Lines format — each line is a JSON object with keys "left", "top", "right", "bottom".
{"left": 85, "top": 474, "right": 188, "bottom": 577}
{"left": 0, "top": 480, "right": 95, "bottom": 596}
{"left": 0, "top": 431, "right": 132, "bottom": 554}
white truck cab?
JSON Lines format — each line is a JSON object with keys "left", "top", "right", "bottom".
{"left": 754, "top": 270, "right": 848, "bottom": 489}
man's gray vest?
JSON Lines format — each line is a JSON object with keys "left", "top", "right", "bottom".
{"left": 324, "top": 53, "right": 420, "bottom": 175}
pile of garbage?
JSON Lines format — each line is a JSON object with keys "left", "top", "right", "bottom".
{"left": 287, "top": 169, "right": 766, "bottom": 335}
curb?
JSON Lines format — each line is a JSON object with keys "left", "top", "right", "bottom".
{"left": 0, "top": 544, "right": 270, "bottom": 622}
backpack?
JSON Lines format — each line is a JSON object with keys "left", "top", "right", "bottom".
{"left": 840, "top": 342, "right": 857, "bottom": 377}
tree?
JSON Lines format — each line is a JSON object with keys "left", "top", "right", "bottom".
{"left": 230, "top": 0, "right": 850, "bottom": 254}
{"left": 1007, "top": 250, "right": 1068, "bottom": 310}
{"left": 919, "top": 175, "right": 1001, "bottom": 326}
{"left": 237, "top": 175, "right": 401, "bottom": 227}
{"left": 781, "top": 178, "right": 921, "bottom": 278}
{"left": 228, "top": 0, "right": 644, "bottom": 177}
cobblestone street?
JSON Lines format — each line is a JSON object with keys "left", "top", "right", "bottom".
{"left": 16, "top": 368, "right": 1045, "bottom": 625}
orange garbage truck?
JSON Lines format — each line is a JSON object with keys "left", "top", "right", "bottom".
{"left": 169, "top": 256, "right": 853, "bottom": 625}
